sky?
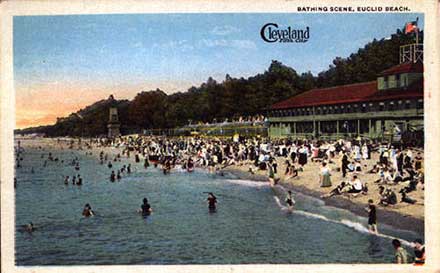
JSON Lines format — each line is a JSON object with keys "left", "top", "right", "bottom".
{"left": 14, "top": 13, "right": 423, "bottom": 129}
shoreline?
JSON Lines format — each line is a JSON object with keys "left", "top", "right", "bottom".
{"left": 223, "top": 167, "right": 424, "bottom": 235}
{"left": 16, "top": 137, "right": 424, "bottom": 235}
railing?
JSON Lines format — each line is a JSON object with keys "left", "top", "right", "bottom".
{"left": 400, "top": 43, "right": 423, "bottom": 64}
{"left": 143, "top": 125, "right": 268, "bottom": 137}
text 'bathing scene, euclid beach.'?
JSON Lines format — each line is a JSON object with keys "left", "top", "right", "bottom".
{"left": 13, "top": 14, "right": 425, "bottom": 265}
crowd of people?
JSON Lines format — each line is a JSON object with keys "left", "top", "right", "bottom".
{"left": 14, "top": 134, "right": 425, "bottom": 264}
{"left": 186, "top": 114, "right": 266, "bottom": 127}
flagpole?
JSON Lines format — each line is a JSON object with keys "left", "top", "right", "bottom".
{"left": 415, "top": 17, "right": 419, "bottom": 63}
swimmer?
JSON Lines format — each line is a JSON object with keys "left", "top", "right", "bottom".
{"left": 187, "top": 159, "right": 194, "bottom": 172}
{"left": 117, "top": 170, "right": 121, "bottom": 180}
{"left": 64, "top": 176, "right": 69, "bottom": 185}
{"left": 110, "top": 171, "right": 116, "bottom": 182}
{"left": 77, "top": 174, "right": 82, "bottom": 186}
{"left": 82, "top": 203, "right": 94, "bottom": 217}
{"left": 20, "top": 222, "right": 36, "bottom": 233}
{"left": 25, "top": 222, "right": 35, "bottom": 232}
{"left": 163, "top": 161, "right": 171, "bottom": 175}
{"left": 137, "top": 198, "right": 153, "bottom": 217}
{"left": 207, "top": 192, "right": 217, "bottom": 213}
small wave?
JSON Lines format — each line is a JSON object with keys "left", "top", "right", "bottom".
{"left": 340, "top": 219, "right": 412, "bottom": 246}
{"left": 273, "top": 196, "right": 288, "bottom": 211}
{"left": 273, "top": 196, "right": 413, "bottom": 246}
{"left": 275, "top": 196, "right": 331, "bottom": 221}
{"left": 226, "top": 179, "right": 269, "bottom": 188}
{"left": 340, "top": 219, "right": 371, "bottom": 234}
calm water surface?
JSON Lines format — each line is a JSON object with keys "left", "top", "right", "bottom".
{"left": 15, "top": 141, "right": 421, "bottom": 265}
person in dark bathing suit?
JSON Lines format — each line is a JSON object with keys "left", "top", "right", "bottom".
{"left": 82, "top": 203, "right": 94, "bottom": 217}
{"left": 365, "top": 199, "right": 378, "bottom": 234}
{"left": 20, "top": 222, "right": 36, "bottom": 233}
{"left": 207, "top": 192, "right": 217, "bottom": 213}
{"left": 110, "top": 171, "right": 116, "bottom": 182}
{"left": 76, "top": 174, "right": 82, "bottom": 185}
{"left": 138, "top": 198, "right": 153, "bottom": 217}
{"left": 413, "top": 239, "right": 425, "bottom": 265}
{"left": 285, "top": 190, "right": 295, "bottom": 210}
{"left": 187, "top": 158, "right": 194, "bottom": 172}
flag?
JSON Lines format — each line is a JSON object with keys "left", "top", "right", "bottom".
{"left": 405, "top": 20, "right": 418, "bottom": 34}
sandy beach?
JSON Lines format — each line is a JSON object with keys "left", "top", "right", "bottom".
{"left": 16, "top": 137, "right": 424, "bottom": 234}
{"left": 223, "top": 150, "right": 424, "bottom": 234}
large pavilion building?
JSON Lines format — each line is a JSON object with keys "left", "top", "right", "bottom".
{"left": 268, "top": 60, "right": 424, "bottom": 140}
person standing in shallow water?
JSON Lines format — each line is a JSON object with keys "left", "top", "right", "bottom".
{"left": 285, "top": 190, "right": 295, "bottom": 211}
{"left": 365, "top": 199, "right": 378, "bottom": 234}
{"left": 412, "top": 239, "right": 425, "bottom": 265}
{"left": 82, "top": 204, "right": 94, "bottom": 217}
{"left": 207, "top": 192, "right": 217, "bottom": 213}
{"left": 392, "top": 239, "right": 409, "bottom": 264}
{"left": 138, "top": 198, "right": 153, "bottom": 217}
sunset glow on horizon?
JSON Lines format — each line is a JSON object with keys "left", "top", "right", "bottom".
{"left": 14, "top": 79, "right": 196, "bottom": 129}
{"left": 14, "top": 13, "right": 423, "bottom": 129}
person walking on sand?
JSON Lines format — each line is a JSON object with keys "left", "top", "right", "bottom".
{"left": 268, "top": 163, "right": 276, "bottom": 185}
{"left": 365, "top": 199, "right": 378, "bottom": 234}
{"left": 341, "top": 152, "right": 349, "bottom": 178}
{"left": 392, "top": 239, "right": 409, "bottom": 264}
{"left": 319, "top": 162, "right": 332, "bottom": 187}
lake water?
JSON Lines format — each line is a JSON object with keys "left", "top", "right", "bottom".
{"left": 15, "top": 141, "right": 421, "bottom": 265}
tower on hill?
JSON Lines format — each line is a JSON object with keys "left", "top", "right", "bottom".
{"left": 107, "top": 107, "right": 120, "bottom": 138}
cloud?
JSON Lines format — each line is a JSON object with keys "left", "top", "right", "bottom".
{"left": 151, "top": 40, "right": 194, "bottom": 52}
{"left": 200, "top": 39, "right": 257, "bottom": 50}
{"left": 132, "top": 41, "right": 143, "bottom": 48}
{"left": 210, "top": 25, "right": 240, "bottom": 36}
{"left": 230, "top": 40, "right": 257, "bottom": 50}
